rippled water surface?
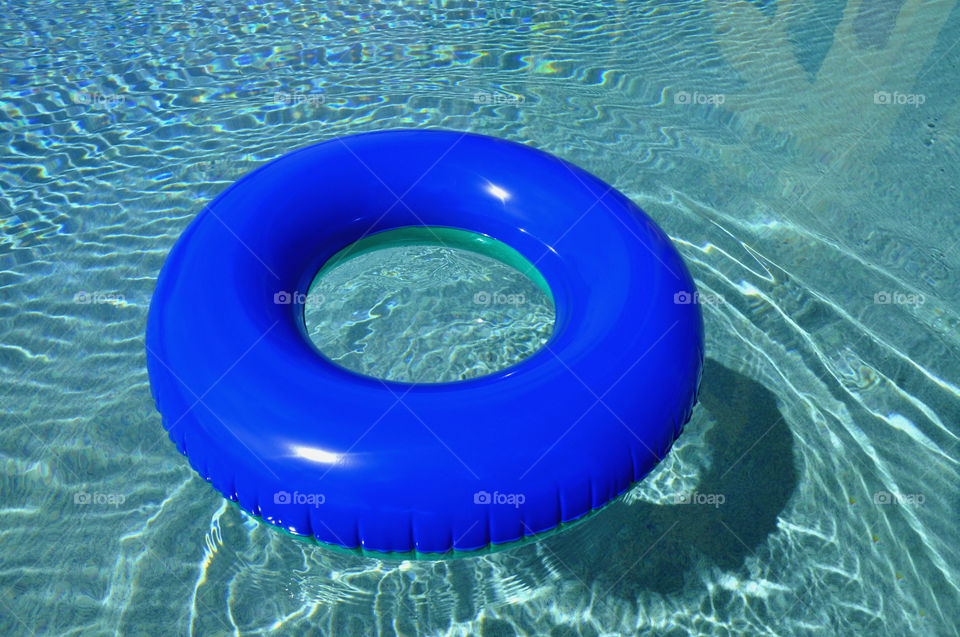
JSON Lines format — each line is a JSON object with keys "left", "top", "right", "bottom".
{"left": 304, "top": 233, "right": 555, "bottom": 383}
{"left": 2, "top": 0, "right": 960, "bottom": 635}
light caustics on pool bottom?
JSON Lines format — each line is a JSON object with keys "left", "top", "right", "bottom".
{"left": 303, "top": 227, "right": 556, "bottom": 384}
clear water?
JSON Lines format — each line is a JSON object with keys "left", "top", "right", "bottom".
{"left": 2, "top": 1, "right": 959, "bottom": 635}
{"left": 304, "top": 230, "right": 555, "bottom": 383}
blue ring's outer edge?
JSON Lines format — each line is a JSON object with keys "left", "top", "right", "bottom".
{"left": 145, "top": 128, "right": 705, "bottom": 556}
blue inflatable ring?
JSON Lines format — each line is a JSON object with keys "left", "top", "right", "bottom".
{"left": 146, "top": 129, "right": 704, "bottom": 556}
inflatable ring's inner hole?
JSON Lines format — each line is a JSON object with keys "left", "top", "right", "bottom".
{"left": 303, "top": 226, "right": 556, "bottom": 384}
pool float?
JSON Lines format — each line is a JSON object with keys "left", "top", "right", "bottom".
{"left": 145, "top": 129, "right": 704, "bottom": 557}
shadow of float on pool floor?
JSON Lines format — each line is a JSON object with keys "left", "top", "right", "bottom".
{"left": 534, "top": 358, "right": 799, "bottom": 597}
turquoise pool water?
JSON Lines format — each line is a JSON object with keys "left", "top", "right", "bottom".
{"left": 2, "top": 1, "right": 959, "bottom": 635}
{"left": 303, "top": 227, "right": 556, "bottom": 383}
